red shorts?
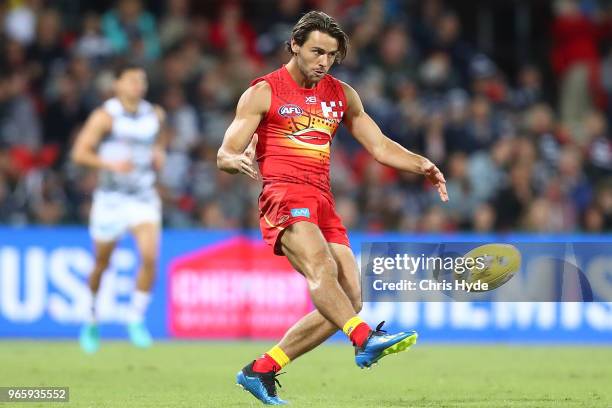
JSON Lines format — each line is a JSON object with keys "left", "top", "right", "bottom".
{"left": 259, "top": 183, "right": 350, "bottom": 255}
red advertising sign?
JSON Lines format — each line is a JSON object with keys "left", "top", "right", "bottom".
{"left": 168, "top": 237, "right": 312, "bottom": 338}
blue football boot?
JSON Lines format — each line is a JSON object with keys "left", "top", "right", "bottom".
{"left": 355, "top": 321, "right": 418, "bottom": 368}
{"left": 127, "top": 322, "right": 153, "bottom": 348}
{"left": 79, "top": 323, "right": 100, "bottom": 354}
{"left": 236, "top": 361, "right": 287, "bottom": 405}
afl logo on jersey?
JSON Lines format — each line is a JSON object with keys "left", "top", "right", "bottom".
{"left": 278, "top": 104, "right": 303, "bottom": 118}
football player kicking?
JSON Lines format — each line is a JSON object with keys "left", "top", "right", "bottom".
{"left": 217, "top": 11, "right": 448, "bottom": 405}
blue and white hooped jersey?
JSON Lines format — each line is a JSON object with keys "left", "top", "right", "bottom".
{"left": 96, "top": 98, "right": 160, "bottom": 197}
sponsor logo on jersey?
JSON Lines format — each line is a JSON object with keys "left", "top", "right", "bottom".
{"left": 305, "top": 96, "right": 317, "bottom": 104}
{"left": 278, "top": 104, "right": 303, "bottom": 117}
{"left": 321, "top": 101, "right": 344, "bottom": 119}
{"left": 290, "top": 208, "right": 310, "bottom": 218}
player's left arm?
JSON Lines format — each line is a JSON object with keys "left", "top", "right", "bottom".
{"left": 153, "top": 105, "right": 168, "bottom": 171}
{"left": 341, "top": 82, "right": 448, "bottom": 202}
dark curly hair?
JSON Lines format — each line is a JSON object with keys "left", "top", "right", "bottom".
{"left": 286, "top": 11, "right": 349, "bottom": 63}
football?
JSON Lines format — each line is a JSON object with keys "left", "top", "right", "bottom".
{"left": 459, "top": 243, "right": 522, "bottom": 291}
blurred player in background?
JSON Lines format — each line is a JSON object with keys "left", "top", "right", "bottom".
{"left": 71, "top": 63, "right": 166, "bottom": 353}
{"left": 218, "top": 11, "right": 448, "bottom": 405}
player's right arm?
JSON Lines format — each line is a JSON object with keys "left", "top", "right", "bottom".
{"left": 216, "top": 81, "right": 270, "bottom": 180}
{"left": 341, "top": 82, "right": 448, "bottom": 202}
{"left": 71, "top": 108, "right": 133, "bottom": 173}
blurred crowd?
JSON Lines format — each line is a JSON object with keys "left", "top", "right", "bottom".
{"left": 0, "top": 0, "right": 610, "bottom": 232}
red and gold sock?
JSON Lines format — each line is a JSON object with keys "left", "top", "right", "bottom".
{"left": 252, "top": 345, "right": 290, "bottom": 373}
{"left": 343, "top": 316, "right": 371, "bottom": 348}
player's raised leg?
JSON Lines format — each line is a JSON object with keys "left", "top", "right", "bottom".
{"left": 126, "top": 222, "right": 160, "bottom": 348}
{"left": 80, "top": 239, "right": 116, "bottom": 354}
{"left": 257, "top": 243, "right": 416, "bottom": 369}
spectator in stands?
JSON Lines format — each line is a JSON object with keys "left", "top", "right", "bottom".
{"left": 492, "top": 161, "right": 535, "bottom": 231}
{"left": 42, "top": 74, "right": 87, "bottom": 163}
{"left": 471, "top": 202, "right": 496, "bottom": 232}
{"left": 102, "top": 0, "right": 160, "bottom": 60}
{"left": 510, "top": 64, "right": 544, "bottom": 111}
{"left": 550, "top": 0, "right": 605, "bottom": 142}
{"left": 0, "top": 71, "right": 41, "bottom": 150}
{"left": 159, "top": 0, "right": 191, "bottom": 51}
{"left": 27, "top": 8, "right": 67, "bottom": 93}
{"left": 208, "top": 1, "right": 260, "bottom": 64}
{"left": 3, "top": 0, "right": 41, "bottom": 46}
{"left": 525, "top": 103, "right": 561, "bottom": 170}
{"left": 74, "top": 12, "right": 114, "bottom": 65}
{"left": 583, "top": 110, "right": 612, "bottom": 182}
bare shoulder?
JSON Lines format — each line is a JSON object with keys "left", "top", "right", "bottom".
{"left": 88, "top": 107, "right": 113, "bottom": 130}
{"left": 338, "top": 80, "right": 358, "bottom": 99}
{"left": 338, "top": 80, "right": 363, "bottom": 114}
{"left": 75, "top": 107, "right": 112, "bottom": 144}
{"left": 238, "top": 80, "right": 271, "bottom": 115}
{"left": 153, "top": 104, "right": 166, "bottom": 123}
{"left": 250, "top": 80, "right": 271, "bottom": 93}
{"left": 247, "top": 80, "right": 271, "bottom": 103}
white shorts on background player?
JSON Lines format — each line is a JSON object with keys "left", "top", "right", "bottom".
{"left": 89, "top": 191, "right": 161, "bottom": 242}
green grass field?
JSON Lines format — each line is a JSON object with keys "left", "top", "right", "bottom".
{"left": 1, "top": 341, "right": 611, "bottom": 407}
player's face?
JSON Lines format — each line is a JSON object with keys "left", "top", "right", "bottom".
{"left": 292, "top": 31, "right": 339, "bottom": 84}
{"left": 115, "top": 69, "right": 148, "bottom": 101}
